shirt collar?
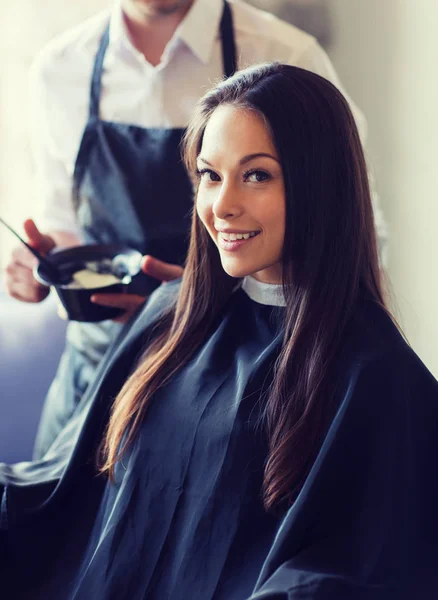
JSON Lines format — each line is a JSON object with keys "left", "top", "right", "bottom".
{"left": 176, "top": 0, "right": 224, "bottom": 64}
{"left": 108, "top": 0, "right": 224, "bottom": 65}
{"left": 108, "top": 0, "right": 128, "bottom": 48}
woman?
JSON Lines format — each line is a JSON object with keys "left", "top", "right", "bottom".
{"left": 2, "top": 63, "right": 437, "bottom": 599}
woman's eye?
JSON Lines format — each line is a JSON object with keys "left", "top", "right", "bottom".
{"left": 244, "top": 170, "right": 271, "bottom": 183}
{"left": 197, "top": 168, "right": 221, "bottom": 182}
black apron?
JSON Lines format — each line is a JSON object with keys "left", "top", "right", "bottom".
{"left": 33, "top": 2, "right": 237, "bottom": 459}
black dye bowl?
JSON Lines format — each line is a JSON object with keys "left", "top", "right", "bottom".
{"left": 34, "top": 244, "right": 144, "bottom": 322}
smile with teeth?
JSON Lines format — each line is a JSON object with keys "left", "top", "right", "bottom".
{"left": 220, "top": 231, "right": 260, "bottom": 241}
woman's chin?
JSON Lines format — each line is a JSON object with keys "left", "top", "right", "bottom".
{"left": 220, "top": 257, "right": 283, "bottom": 284}
{"left": 221, "top": 261, "right": 256, "bottom": 279}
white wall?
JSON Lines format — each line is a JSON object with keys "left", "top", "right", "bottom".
{"left": 326, "top": 0, "right": 438, "bottom": 377}
{"left": 0, "top": 1, "right": 108, "bottom": 258}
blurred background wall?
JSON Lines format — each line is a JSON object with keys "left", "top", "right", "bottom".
{"left": 326, "top": 0, "right": 438, "bottom": 377}
{"left": 0, "top": 0, "right": 109, "bottom": 240}
{"left": 0, "top": 0, "right": 437, "bottom": 461}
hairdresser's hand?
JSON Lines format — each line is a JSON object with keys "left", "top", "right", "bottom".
{"left": 4, "top": 219, "right": 56, "bottom": 303}
{"left": 91, "top": 255, "right": 184, "bottom": 323}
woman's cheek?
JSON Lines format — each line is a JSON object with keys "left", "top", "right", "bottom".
{"left": 197, "top": 191, "right": 214, "bottom": 225}
{"left": 196, "top": 192, "right": 206, "bottom": 219}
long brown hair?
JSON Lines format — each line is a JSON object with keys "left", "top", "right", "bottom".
{"left": 102, "top": 63, "right": 384, "bottom": 512}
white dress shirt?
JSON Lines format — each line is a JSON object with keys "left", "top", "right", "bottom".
{"left": 30, "top": 0, "right": 387, "bottom": 251}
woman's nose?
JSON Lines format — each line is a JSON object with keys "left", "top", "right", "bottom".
{"left": 212, "top": 182, "right": 243, "bottom": 220}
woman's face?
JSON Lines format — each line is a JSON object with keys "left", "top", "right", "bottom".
{"left": 196, "top": 105, "right": 286, "bottom": 284}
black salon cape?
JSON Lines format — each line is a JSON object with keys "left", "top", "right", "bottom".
{"left": 0, "top": 281, "right": 437, "bottom": 599}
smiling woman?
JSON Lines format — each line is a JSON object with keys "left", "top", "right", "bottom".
{"left": 105, "top": 61, "right": 384, "bottom": 512}
{"left": 196, "top": 106, "right": 285, "bottom": 283}
{"left": 2, "top": 63, "right": 438, "bottom": 600}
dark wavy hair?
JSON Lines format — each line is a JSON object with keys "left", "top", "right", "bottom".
{"left": 102, "top": 63, "right": 385, "bottom": 512}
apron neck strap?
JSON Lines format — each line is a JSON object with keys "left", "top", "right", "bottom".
{"left": 89, "top": 25, "right": 110, "bottom": 120}
{"left": 220, "top": 1, "right": 237, "bottom": 78}
{"left": 89, "top": 1, "right": 237, "bottom": 120}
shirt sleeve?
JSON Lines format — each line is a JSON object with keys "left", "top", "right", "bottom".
{"left": 28, "top": 56, "right": 81, "bottom": 238}
{"left": 291, "top": 40, "right": 388, "bottom": 265}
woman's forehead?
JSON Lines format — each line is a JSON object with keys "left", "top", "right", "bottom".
{"left": 200, "top": 105, "right": 277, "bottom": 163}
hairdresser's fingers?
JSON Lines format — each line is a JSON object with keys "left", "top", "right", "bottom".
{"left": 10, "top": 245, "right": 38, "bottom": 269}
{"left": 90, "top": 293, "right": 146, "bottom": 309}
{"left": 5, "top": 282, "right": 49, "bottom": 303}
{"left": 23, "top": 219, "right": 56, "bottom": 254}
{"left": 5, "top": 261, "right": 35, "bottom": 282}
{"left": 141, "top": 255, "right": 183, "bottom": 282}
{"left": 4, "top": 263, "right": 49, "bottom": 303}
{"left": 90, "top": 293, "right": 147, "bottom": 323}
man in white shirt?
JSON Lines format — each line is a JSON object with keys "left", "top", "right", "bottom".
{"left": 5, "top": 0, "right": 387, "bottom": 459}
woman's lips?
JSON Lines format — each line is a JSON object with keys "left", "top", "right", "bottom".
{"left": 217, "top": 231, "right": 260, "bottom": 252}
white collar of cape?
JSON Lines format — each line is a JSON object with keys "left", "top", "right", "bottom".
{"left": 240, "top": 276, "right": 286, "bottom": 307}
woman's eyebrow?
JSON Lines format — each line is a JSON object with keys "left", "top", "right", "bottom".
{"left": 240, "top": 153, "right": 280, "bottom": 165}
{"left": 197, "top": 156, "right": 213, "bottom": 166}
{"left": 197, "top": 153, "right": 279, "bottom": 166}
